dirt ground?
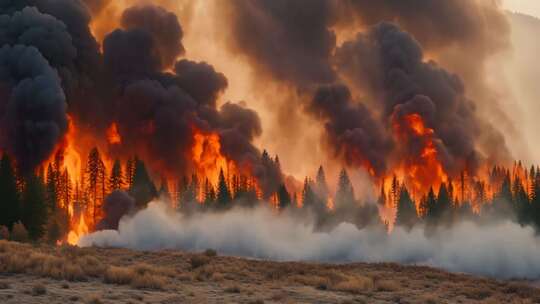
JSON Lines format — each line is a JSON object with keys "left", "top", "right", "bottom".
{"left": 0, "top": 240, "right": 539, "bottom": 304}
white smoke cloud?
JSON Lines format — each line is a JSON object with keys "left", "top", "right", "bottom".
{"left": 80, "top": 201, "right": 540, "bottom": 279}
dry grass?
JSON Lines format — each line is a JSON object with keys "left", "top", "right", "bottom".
{"left": 375, "top": 279, "right": 401, "bottom": 292}
{"left": 0, "top": 240, "right": 538, "bottom": 304}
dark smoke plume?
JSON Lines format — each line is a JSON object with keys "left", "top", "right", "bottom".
{"left": 335, "top": 22, "right": 509, "bottom": 175}
{"left": 222, "top": 0, "right": 337, "bottom": 87}
{"left": 121, "top": 4, "right": 185, "bottom": 69}
{"left": 96, "top": 190, "right": 135, "bottom": 231}
{"left": 221, "top": 0, "right": 511, "bottom": 176}
{"left": 308, "top": 84, "right": 391, "bottom": 174}
{"left": 0, "top": 45, "right": 68, "bottom": 173}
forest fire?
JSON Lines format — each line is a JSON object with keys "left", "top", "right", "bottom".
{"left": 67, "top": 215, "right": 89, "bottom": 246}
{"left": 2, "top": 0, "right": 540, "bottom": 256}
{"left": 191, "top": 128, "right": 236, "bottom": 187}
{"left": 391, "top": 113, "right": 448, "bottom": 200}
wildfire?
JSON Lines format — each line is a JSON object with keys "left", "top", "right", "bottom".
{"left": 106, "top": 122, "right": 122, "bottom": 144}
{"left": 67, "top": 215, "right": 89, "bottom": 246}
{"left": 191, "top": 128, "right": 236, "bottom": 187}
{"left": 392, "top": 113, "right": 448, "bottom": 199}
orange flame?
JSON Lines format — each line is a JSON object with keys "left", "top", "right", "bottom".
{"left": 191, "top": 128, "right": 236, "bottom": 187}
{"left": 107, "top": 122, "right": 122, "bottom": 145}
{"left": 67, "top": 215, "right": 89, "bottom": 246}
{"left": 392, "top": 113, "right": 448, "bottom": 199}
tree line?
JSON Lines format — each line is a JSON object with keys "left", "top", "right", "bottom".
{"left": 2, "top": 146, "right": 540, "bottom": 243}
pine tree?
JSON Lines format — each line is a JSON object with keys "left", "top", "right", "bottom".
{"left": 437, "top": 183, "right": 451, "bottom": 216}
{"left": 21, "top": 174, "right": 47, "bottom": 240}
{"left": 425, "top": 187, "right": 438, "bottom": 223}
{"left": 45, "top": 163, "right": 58, "bottom": 212}
{"left": 301, "top": 178, "right": 316, "bottom": 209}
{"left": 277, "top": 184, "right": 291, "bottom": 210}
{"left": 390, "top": 175, "right": 399, "bottom": 207}
{"left": 59, "top": 169, "right": 72, "bottom": 209}
{"left": 335, "top": 169, "right": 354, "bottom": 208}
{"left": 129, "top": 158, "right": 157, "bottom": 208}
{"left": 125, "top": 157, "right": 136, "bottom": 189}
{"left": 395, "top": 185, "right": 417, "bottom": 230}
{"left": 0, "top": 154, "right": 20, "bottom": 229}
{"left": 216, "top": 169, "right": 232, "bottom": 209}
{"left": 513, "top": 175, "right": 530, "bottom": 225}
{"left": 315, "top": 166, "right": 329, "bottom": 201}
{"left": 109, "top": 159, "right": 123, "bottom": 191}
{"left": 203, "top": 178, "right": 216, "bottom": 205}
{"left": 86, "top": 147, "right": 103, "bottom": 224}
{"left": 491, "top": 171, "right": 513, "bottom": 217}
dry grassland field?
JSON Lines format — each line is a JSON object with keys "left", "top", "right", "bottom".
{"left": 0, "top": 240, "right": 539, "bottom": 304}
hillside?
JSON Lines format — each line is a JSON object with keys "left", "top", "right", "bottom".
{"left": 0, "top": 241, "right": 538, "bottom": 304}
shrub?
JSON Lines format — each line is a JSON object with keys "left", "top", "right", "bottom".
{"left": 104, "top": 266, "right": 134, "bottom": 285}
{"left": 190, "top": 255, "right": 210, "bottom": 269}
{"left": 11, "top": 222, "right": 28, "bottom": 242}
{"left": 130, "top": 273, "right": 166, "bottom": 290}
{"left": 375, "top": 280, "right": 400, "bottom": 292}
{"left": 204, "top": 249, "right": 217, "bottom": 257}
{"left": 0, "top": 226, "right": 9, "bottom": 240}
{"left": 332, "top": 276, "right": 374, "bottom": 293}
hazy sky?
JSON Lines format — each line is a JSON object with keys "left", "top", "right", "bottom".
{"left": 504, "top": 0, "right": 540, "bottom": 18}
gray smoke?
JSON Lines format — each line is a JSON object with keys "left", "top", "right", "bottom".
{"left": 80, "top": 201, "right": 540, "bottom": 279}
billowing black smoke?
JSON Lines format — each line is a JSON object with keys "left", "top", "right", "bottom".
{"left": 221, "top": 0, "right": 511, "bottom": 177}
{"left": 95, "top": 190, "right": 135, "bottom": 231}
{"left": 121, "top": 4, "right": 185, "bottom": 70}
{"left": 334, "top": 22, "right": 505, "bottom": 175}
{"left": 0, "top": 1, "right": 282, "bottom": 194}
{"left": 0, "top": 45, "right": 67, "bottom": 173}
{"left": 222, "top": 0, "right": 337, "bottom": 87}
{"left": 308, "top": 84, "right": 391, "bottom": 174}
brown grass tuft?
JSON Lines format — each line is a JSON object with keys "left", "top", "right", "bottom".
{"left": 190, "top": 255, "right": 210, "bottom": 269}
{"left": 375, "top": 279, "right": 401, "bottom": 292}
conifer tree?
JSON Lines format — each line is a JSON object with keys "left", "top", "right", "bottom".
{"left": 109, "top": 159, "right": 123, "bottom": 191}
{"left": 335, "top": 169, "right": 354, "bottom": 208}
{"left": 45, "top": 163, "right": 58, "bottom": 212}
{"left": 125, "top": 157, "right": 136, "bottom": 189}
{"left": 315, "top": 166, "right": 329, "bottom": 201}
{"left": 491, "top": 171, "right": 513, "bottom": 217}
{"left": 301, "top": 178, "right": 316, "bottom": 209}
{"left": 425, "top": 187, "right": 438, "bottom": 223}
{"left": 390, "top": 175, "right": 399, "bottom": 207}
{"left": 216, "top": 169, "right": 232, "bottom": 209}
{"left": 86, "top": 147, "right": 103, "bottom": 223}
{"left": 395, "top": 185, "right": 417, "bottom": 230}
{"left": 277, "top": 184, "right": 291, "bottom": 210}
{"left": 129, "top": 158, "right": 157, "bottom": 208}
{"left": 0, "top": 154, "right": 20, "bottom": 229}
{"left": 203, "top": 178, "right": 216, "bottom": 205}
{"left": 513, "top": 175, "right": 530, "bottom": 225}
{"left": 21, "top": 174, "right": 47, "bottom": 240}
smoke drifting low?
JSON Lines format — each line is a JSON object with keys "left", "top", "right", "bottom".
{"left": 81, "top": 201, "right": 540, "bottom": 280}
